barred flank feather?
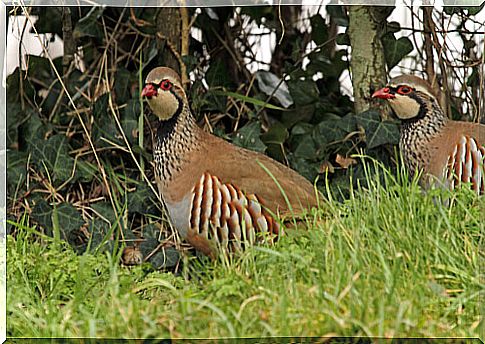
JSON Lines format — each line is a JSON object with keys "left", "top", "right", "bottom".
{"left": 445, "top": 136, "right": 485, "bottom": 194}
{"left": 190, "top": 172, "right": 281, "bottom": 251}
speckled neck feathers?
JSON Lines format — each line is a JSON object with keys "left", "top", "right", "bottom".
{"left": 399, "top": 96, "right": 447, "bottom": 176}
{"left": 153, "top": 104, "right": 200, "bottom": 183}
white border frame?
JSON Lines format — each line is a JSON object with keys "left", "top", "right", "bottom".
{"left": 2, "top": 0, "right": 485, "bottom": 6}
{"left": 1, "top": 1, "right": 6, "bottom": 343}
{"left": 0, "top": 1, "right": 483, "bottom": 343}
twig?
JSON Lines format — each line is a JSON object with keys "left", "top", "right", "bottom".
{"left": 277, "top": 0, "right": 285, "bottom": 46}
{"left": 130, "top": 7, "right": 153, "bottom": 27}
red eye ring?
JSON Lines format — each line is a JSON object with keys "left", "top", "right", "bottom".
{"left": 397, "top": 86, "right": 412, "bottom": 95}
{"left": 160, "top": 80, "right": 172, "bottom": 91}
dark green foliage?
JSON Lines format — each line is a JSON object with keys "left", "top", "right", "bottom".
{"left": 381, "top": 22, "right": 413, "bottom": 69}
{"left": 231, "top": 122, "right": 267, "bottom": 153}
{"left": 357, "top": 110, "right": 400, "bottom": 149}
{"left": 73, "top": 7, "right": 105, "bottom": 40}
{"left": 31, "top": 200, "right": 84, "bottom": 244}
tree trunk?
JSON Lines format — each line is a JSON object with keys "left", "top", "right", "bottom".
{"left": 156, "top": 7, "right": 182, "bottom": 74}
{"left": 348, "top": 6, "right": 390, "bottom": 116}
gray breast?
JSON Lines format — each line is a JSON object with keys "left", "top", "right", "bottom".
{"left": 164, "top": 192, "right": 193, "bottom": 239}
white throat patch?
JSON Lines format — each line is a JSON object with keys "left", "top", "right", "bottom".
{"left": 147, "top": 90, "right": 180, "bottom": 120}
{"left": 389, "top": 95, "right": 421, "bottom": 120}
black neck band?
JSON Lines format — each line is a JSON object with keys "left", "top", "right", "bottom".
{"left": 156, "top": 90, "right": 184, "bottom": 143}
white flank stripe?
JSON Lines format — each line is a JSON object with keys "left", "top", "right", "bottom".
{"left": 212, "top": 178, "right": 222, "bottom": 229}
{"left": 192, "top": 174, "right": 204, "bottom": 233}
{"left": 201, "top": 173, "right": 213, "bottom": 238}
{"left": 464, "top": 137, "right": 473, "bottom": 183}
{"left": 448, "top": 145, "right": 458, "bottom": 190}
{"left": 473, "top": 150, "right": 482, "bottom": 193}
{"left": 457, "top": 137, "right": 467, "bottom": 183}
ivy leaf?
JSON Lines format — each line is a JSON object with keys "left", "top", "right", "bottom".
{"left": 139, "top": 238, "right": 181, "bottom": 269}
{"left": 31, "top": 200, "right": 84, "bottom": 241}
{"left": 148, "top": 247, "right": 181, "bottom": 270}
{"left": 7, "top": 102, "right": 26, "bottom": 148}
{"left": 288, "top": 78, "right": 319, "bottom": 106}
{"left": 240, "top": 7, "right": 274, "bottom": 25}
{"left": 7, "top": 69, "right": 36, "bottom": 105}
{"left": 312, "top": 116, "right": 355, "bottom": 147}
{"left": 205, "top": 61, "right": 233, "bottom": 88}
{"left": 92, "top": 95, "right": 139, "bottom": 147}
{"left": 26, "top": 55, "right": 53, "bottom": 80}
{"left": 386, "top": 21, "right": 401, "bottom": 34}
{"left": 310, "top": 14, "right": 329, "bottom": 45}
{"left": 6, "top": 151, "right": 28, "bottom": 195}
{"left": 382, "top": 35, "right": 413, "bottom": 70}
{"left": 55, "top": 203, "right": 85, "bottom": 240}
{"left": 122, "top": 99, "right": 142, "bottom": 146}
{"left": 444, "top": 2, "right": 484, "bottom": 15}
{"left": 91, "top": 201, "right": 118, "bottom": 227}
{"left": 114, "top": 67, "right": 133, "bottom": 104}
{"left": 261, "top": 121, "right": 288, "bottom": 145}
{"left": 142, "top": 223, "right": 160, "bottom": 240}
{"left": 465, "top": 3, "right": 485, "bottom": 15}
{"left": 31, "top": 199, "right": 54, "bottom": 236}
{"left": 231, "top": 122, "right": 267, "bottom": 153}
{"left": 293, "top": 135, "right": 318, "bottom": 160}
{"left": 288, "top": 155, "right": 320, "bottom": 181}
{"left": 337, "top": 114, "right": 358, "bottom": 133}
{"left": 326, "top": 5, "right": 349, "bottom": 27}
{"left": 20, "top": 113, "right": 50, "bottom": 150}
{"left": 29, "top": 135, "right": 75, "bottom": 184}
{"left": 127, "top": 183, "right": 160, "bottom": 216}
{"left": 211, "top": 91, "right": 286, "bottom": 111}
{"left": 255, "top": 71, "right": 293, "bottom": 108}
{"left": 31, "top": 8, "right": 63, "bottom": 36}
{"left": 74, "top": 160, "right": 98, "bottom": 183}
{"left": 282, "top": 106, "right": 315, "bottom": 128}
{"left": 357, "top": 109, "right": 400, "bottom": 149}
{"left": 291, "top": 122, "right": 314, "bottom": 136}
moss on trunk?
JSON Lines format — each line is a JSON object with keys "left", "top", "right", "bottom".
{"left": 348, "top": 6, "right": 390, "bottom": 117}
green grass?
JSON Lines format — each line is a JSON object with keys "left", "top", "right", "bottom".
{"left": 6, "top": 161, "right": 485, "bottom": 339}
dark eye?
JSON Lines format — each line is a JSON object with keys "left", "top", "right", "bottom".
{"left": 160, "top": 80, "right": 172, "bottom": 91}
{"left": 397, "top": 86, "right": 412, "bottom": 95}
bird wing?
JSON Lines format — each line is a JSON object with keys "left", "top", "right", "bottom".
{"left": 199, "top": 131, "right": 320, "bottom": 217}
{"left": 442, "top": 134, "right": 485, "bottom": 193}
{"left": 430, "top": 121, "right": 485, "bottom": 193}
{"left": 184, "top": 171, "right": 282, "bottom": 257}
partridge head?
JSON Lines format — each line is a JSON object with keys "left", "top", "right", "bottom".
{"left": 141, "top": 67, "right": 187, "bottom": 120}
{"left": 372, "top": 74, "right": 485, "bottom": 193}
{"left": 141, "top": 67, "right": 319, "bottom": 257}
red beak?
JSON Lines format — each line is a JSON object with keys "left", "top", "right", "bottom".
{"left": 372, "top": 87, "right": 395, "bottom": 100}
{"left": 141, "top": 84, "right": 157, "bottom": 98}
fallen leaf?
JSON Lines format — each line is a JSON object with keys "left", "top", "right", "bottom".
{"left": 319, "top": 160, "right": 335, "bottom": 174}
{"left": 335, "top": 154, "right": 357, "bottom": 169}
